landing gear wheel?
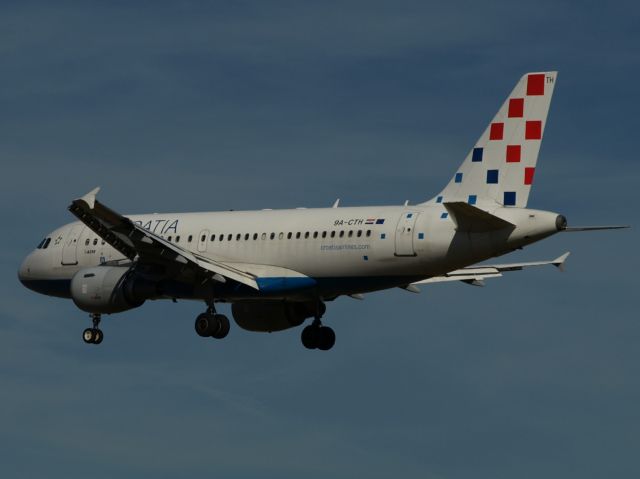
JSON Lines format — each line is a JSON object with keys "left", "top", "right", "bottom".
{"left": 301, "top": 325, "right": 319, "bottom": 349}
{"left": 301, "top": 315, "right": 335, "bottom": 351}
{"left": 211, "top": 314, "right": 230, "bottom": 339}
{"left": 195, "top": 312, "right": 230, "bottom": 339}
{"left": 82, "top": 313, "right": 103, "bottom": 345}
{"left": 82, "top": 328, "right": 103, "bottom": 345}
{"left": 195, "top": 313, "right": 212, "bottom": 337}
{"left": 317, "top": 327, "right": 335, "bottom": 351}
{"left": 83, "top": 328, "right": 95, "bottom": 344}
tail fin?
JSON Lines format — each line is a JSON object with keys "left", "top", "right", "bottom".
{"left": 424, "top": 72, "right": 557, "bottom": 208}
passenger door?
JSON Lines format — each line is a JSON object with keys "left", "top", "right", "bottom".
{"left": 394, "top": 212, "right": 419, "bottom": 256}
{"left": 61, "top": 224, "right": 85, "bottom": 265}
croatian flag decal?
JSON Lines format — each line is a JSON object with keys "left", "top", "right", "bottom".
{"left": 365, "top": 218, "right": 385, "bottom": 225}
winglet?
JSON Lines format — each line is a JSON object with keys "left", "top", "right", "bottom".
{"left": 77, "top": 187, "right": 101, "bottom": 209}
{"left": 552, "top": 252, "right": 570, "bottom": 272}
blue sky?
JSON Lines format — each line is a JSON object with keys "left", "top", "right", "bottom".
{"left": 1, "top": 1, "right": 638, "bottom": 478}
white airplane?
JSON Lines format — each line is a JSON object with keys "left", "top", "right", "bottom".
{"left": 18, "top": 71, "right": 627, "bottom": 350}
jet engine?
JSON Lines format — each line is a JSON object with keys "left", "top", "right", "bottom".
{"left": 70, "top": 266, "right": 156, "bottom": 314}
{"left": 231, "top": 301, "right": 323, "bottom": 332}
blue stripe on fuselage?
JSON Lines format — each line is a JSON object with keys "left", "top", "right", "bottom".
{"left": 256, "top": 276, "right": 318, "bottom": 293}
{"left": 20, "top": 275, "right": 426, "bottom": 301}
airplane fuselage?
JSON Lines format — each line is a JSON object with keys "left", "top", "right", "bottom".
{"left": 19, "top": 203, "right": 562, "bottom": 302}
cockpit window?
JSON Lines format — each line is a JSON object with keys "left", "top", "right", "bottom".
{"left": 36, "top": 238, "right": 46, "bottom": 249}
{"left": 42, "top": 238, "right": 51, "bottom": 249}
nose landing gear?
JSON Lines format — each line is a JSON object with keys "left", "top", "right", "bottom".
{"left": 83, "top": 313, "right": 104, "bottom": 345}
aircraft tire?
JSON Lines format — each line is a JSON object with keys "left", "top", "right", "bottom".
{"left": 317, "top": 327, "right": 336, "bottom": 351}
{"left": 301, "top": 325, "right": 319, "bottom": 349}
{"left": 195, "top": 313, "right": 213, "bottom": 337}
{"left": 211, "top": 314, "right": 230, "bottom": 339}
{"left": 83, "top": 328, "right": 95, "bottom": 344}
{"left": 93, "top": 329, "right": 104, "bottom": 345}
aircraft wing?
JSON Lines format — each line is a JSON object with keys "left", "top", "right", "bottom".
{"left": 412, "top": 252, "right": 569, "bottom": 287}
{"left": 68, "top": 187, "right": 260, "bottom": 290}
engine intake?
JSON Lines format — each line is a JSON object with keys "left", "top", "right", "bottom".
{"left": 70, "top": 266, "right": 155, "bottom": 314}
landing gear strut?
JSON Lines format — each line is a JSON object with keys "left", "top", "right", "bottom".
{"left": 195, "top": 301, "right": 230, "bottom": 340}
{"left": 83, "top": 313, "right": 104, "bottom": 345}
{"left": 301, "top": 317, "right": 335, "bottom": 351}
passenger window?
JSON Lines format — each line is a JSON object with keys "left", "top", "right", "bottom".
{"left": 313, "top": 232, "right": 318, "bottom": 239}
{"left": 253, "top": 233, "right": 258, "bottom": 240}
{"left": 93, "top": 238, "right": 98, "bottom": 246}
{"left": 211, "top": 234, "right": 216, "bottom": 241}
{"left": 270, "top": 233, "right": 275, "bottom": 240}
{"left": 330, "top": 231, "right": 336, "bottom": 238}
{"left": 357, "top": 230, "right": 362, "bottom": 237}
{"left": 287, "top": 232, "right": 292, "bottom": 239}
{"left": 279, "top": 232, "right": 284, "bottom": 239}
{"left": 304, "top": 232, "right": 309, "bottom": 239}
{"left": 366, "top": 230, "right": 372, "bottom": 237}
{"left": 85, "top": 238, "right": 90, "bottom": 246}
{"left": 201, "top": 235, "right": 206, "bottom": 242}
{"left": 236, "top": 234, "right": 241, "bottom": 241}
{"left": 176, "top": 236, "right": 181, "bottom": 243}
{"left": 188, "top": 235, "right": 193, "bottom": 243}
{"left": 220, "top": 235, "right": 224, "bottom": 241}
{"left": 339, "top": 231, "right": 344, "bottom": 238}
{"left": 227, "top": 234, "right": 232, "bottom": 241}
{"left": 296, "top": 232, "right": 301, "bottom": 239}
{"left": 168, "top": 236, "right": 172, "bottom": 242}
{"left": 245, "top": 233, "right": 249, "bottom": 240}
{"left": 322, "top": 231, "right": 327, "bottom": 238}
{"left": 348, "top": 230, "right": 353, "bottom": 238}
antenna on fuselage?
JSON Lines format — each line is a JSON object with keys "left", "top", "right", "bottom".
{"left": 332, "top": 199, "right": 340, "bottom": 208}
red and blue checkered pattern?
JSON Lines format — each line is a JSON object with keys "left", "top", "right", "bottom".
{"left": 429, "top": 72, "right": 556, "bottom": 209}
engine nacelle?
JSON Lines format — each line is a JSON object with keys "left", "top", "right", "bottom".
{"left": 70, "top": 266, "right": 153, "bottom": 314}
{"left": 232, "top": 301, "right": 323, "bottom": 332}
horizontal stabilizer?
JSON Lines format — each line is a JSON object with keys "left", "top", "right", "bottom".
{"left": 413, "top": 252, "right": 569, "bottom": 286}
{"left": 444, "top": 202, "right": 515, "bottom": 233}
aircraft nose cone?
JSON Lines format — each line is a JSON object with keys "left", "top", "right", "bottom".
{"left": 18, "top": 253, "right": 32, "bottom": 285}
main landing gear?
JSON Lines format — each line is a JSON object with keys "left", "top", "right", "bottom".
{"left": 301, "top": 318, "right": 335, "bottom": 351}
{"left": 195, "top": 302, "right": 230, "bottom": 340}
{"left": 83, "top": 313, "right": 104, "bottom": 345}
